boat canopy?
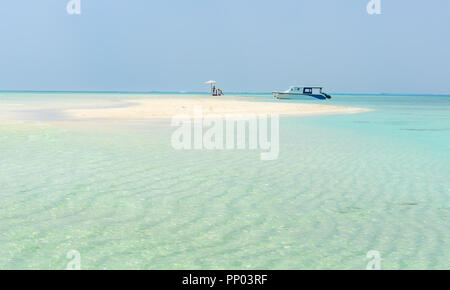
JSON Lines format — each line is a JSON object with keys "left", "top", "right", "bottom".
{"left": 286, "top": 86, "right": 323, "bottom": 93}
{"left": 289, "top": 86, "right": 323, "bottom": 89}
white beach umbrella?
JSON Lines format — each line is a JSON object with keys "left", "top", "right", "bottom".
{"left": 205, "top": 80, "right": 217, "bottom": 93}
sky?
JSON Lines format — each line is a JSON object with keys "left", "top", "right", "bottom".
{"left": 0, "top": 0, "right": 449, "bottom": 94}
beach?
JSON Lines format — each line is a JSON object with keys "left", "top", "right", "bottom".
{"left": 64, "top": 97, "right": 371, "bottom": 120}
{"left": 0, "top": 95, "right": 371, "bottom": 123}
{"left": 3, "top": 0, "right": 449, "bottom": 273}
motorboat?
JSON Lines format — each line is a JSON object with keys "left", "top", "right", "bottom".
{"left": 273, "top": 86, "right": 331, "bottom": 100}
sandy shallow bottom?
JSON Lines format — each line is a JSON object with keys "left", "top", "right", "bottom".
{"left": 1, "top": 93, "right": 448, "bottom": 269}
{"left": 64, "top": 98, "right": 371, "bottom": 120}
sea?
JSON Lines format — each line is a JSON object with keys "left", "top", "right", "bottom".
{"left": 0, "top": 92, "right": 448, "bottom": 269}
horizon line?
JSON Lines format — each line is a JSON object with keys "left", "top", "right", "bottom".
{"left": 0, "top": 89, "right": 449, "bottom": 97}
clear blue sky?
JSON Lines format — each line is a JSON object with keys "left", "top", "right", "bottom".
{"left": 0, "top": 0, "right": 449, "bottom": 93}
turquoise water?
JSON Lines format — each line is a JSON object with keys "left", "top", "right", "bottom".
{"left": 0, "top": 92, "right": 448, "bottom": 269}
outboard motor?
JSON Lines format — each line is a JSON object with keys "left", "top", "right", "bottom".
{"left": 323, "top": 93, "right": 332, "bottom": 99}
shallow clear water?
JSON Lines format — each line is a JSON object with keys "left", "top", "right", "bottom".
{"left": 0, "top": 92, "right": 448, "bottom": 269}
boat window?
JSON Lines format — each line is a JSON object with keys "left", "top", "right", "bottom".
{"left": 303, "top": 88, "right": 312, "bottom": 94}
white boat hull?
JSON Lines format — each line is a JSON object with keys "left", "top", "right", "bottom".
{"left": 273, "top": 92, "right": 327, "bottom": 100}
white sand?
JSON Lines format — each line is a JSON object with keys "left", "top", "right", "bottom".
{"left": 64, "top": 98, "right": 371, "bottom": 120}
